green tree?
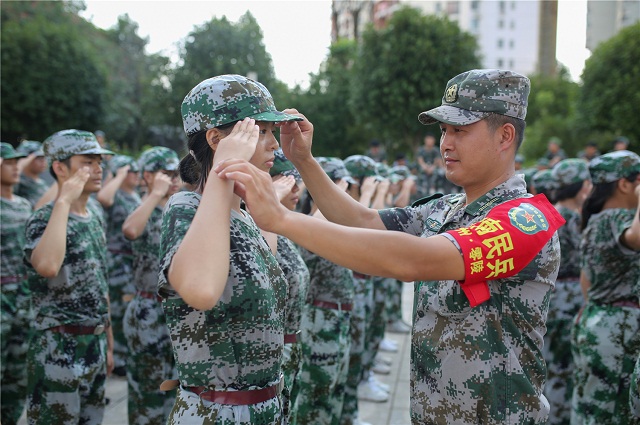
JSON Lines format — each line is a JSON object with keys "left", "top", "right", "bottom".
{"left": 350, "top": 6, "right": 481, "bottom": 158}
{"left": 576, "top": 22, "right": 640, "bottom": 151}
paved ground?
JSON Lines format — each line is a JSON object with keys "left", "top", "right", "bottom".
{"left": 19, "top": 282, "right": 414, "bottom": 425}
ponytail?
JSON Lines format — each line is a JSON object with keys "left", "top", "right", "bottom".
{"left": 580, "top": 181, "right": 616, "bottom": 231}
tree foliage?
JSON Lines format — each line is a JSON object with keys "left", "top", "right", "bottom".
{"left": 576, "top": 22, "right": 640, "bottom": 151}
{"left": 350, "top": 6, "right": 481, "bottom": 158}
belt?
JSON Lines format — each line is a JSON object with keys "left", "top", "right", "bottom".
{"left": 284, "top": 332, "right": 300, "bottom": 344}
{"left": 138, "top": 291, "right": 162, "bottom": 302}
{"left": 1, "top": 275, "right": 26, "bottom": 285}
{"left": 108, "top": 249, "right": 133, "bottom": 256}
{"left": 609, "top": 300, "right": 640, "bottom": 309}
{"left": 352, "top": 272, "right": 369, "bottom": 280}
{"left": 49, "top": 323, "right": 109, "bottom": 336}
{"left": 311, "top": 300, "right": 353, "bottom": 311}
{"left": 185, "top": 382, "right": 281, "bottom": 405}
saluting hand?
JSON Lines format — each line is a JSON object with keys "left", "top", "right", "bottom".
{"left": 58, "top": 166, "right": 91, "bottom": 204}
{"left": 272, "top": 175, "right": 296, "bottom": 202}
{"left": 278, "top": 109, "right": 314, "bottom": 164}
{"left": 151, "top": 171, "right": 173, "bottom": 198}
{"left": 215, "top": 117, "right": 260, "bottom": 166}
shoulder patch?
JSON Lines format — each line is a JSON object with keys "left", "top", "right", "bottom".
{"left": 411, "top": 192, "right": 444, "bottom": 208}
{"left": 508, "top": 203, "right": 549, "bottom": 235}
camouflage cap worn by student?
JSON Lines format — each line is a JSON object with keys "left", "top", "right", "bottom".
{"left": 532, "top": 169, "right": 558, "bottom": 193}
{"left": 552, "top": 158, "right": 591, "bottom": 187}
{"left": 181, "top": 74, "right": 303, "bottom": 136}
{"left": 589, "top": 150, "right": 640, "bottom": 184}
{"left": 138, "top": 146, "right": 180, "bottom": 172}
{"left": 344, "top": 155, "right": 379, "bottom": 179}
{"left": 390, "top": 165, "right": 412, "bottom": 180}
{"left": 16, "top": 140, "right": 44, "bottom": 157}
{"left": 108, "top": 154, "right": 139, "bottom": 175}
{"left": 0, "top": 142, "right": 27, "bottom": 160}
{"left": 43, "top": 129, "right": 114, "bottom": 162}
{"left": 269, "top": 148, "right": 301, "bottom": 181}
{"left": 419, "top": 69, "right": 530, "bottom": 126}
{"left": 316, "top": 157, "right": 357, "bottom": 185}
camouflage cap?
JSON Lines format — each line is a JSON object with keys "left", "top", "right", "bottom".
{"left": 389, "top": 165, "right": 412, "bottom": 180}
{"left": 532, "top": 169, "right": 558, "bottom": 192}
{"left": 316, "top": 157, "right": 357, "bottom": 184}
{"left": 138, "top": 146, "right": 180, "bottom": 172}
{"left": 552, "top": 158, "right": 591, "bottom": 187}
{"left": 418, "top": 69, "right": 530, "bottom": 126}
{"left": 269, "top": 149, "right": 301, "bottom": 181}
{"left": 181, "top": 74, "right": 303, "bottom": 136}
{"left": 1, "top": 142, "right": 27, "bottom": 160}
{"left": 344, "top": 155, "right": 379, "bottom": 179}
{"left": 589, "top": 150, "right": 640, "bottom": 184}
{"left": 43, "top": 129, "right": 114, "bottom": 162}
{"left": 108, "top": 154, "right": 139, "bottom": 174}
{"left": 519, "top": 167, "right": 538, "bottom": 189}
{"left": 515, "top": 154, "right": 525, "bottom": 164}
{"left": 16, "top": 140, "right": 44, "bottom": 157}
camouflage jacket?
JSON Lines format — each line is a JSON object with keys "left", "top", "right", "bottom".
{"left": 24, "top": 202, "right": 110, "bottom": 330}
{"left": 276, "top": 235, "right": 310, "bottom": 335}
{"left": 158, "top": 191, "right": 286, "bottom": 390}
{"left": 105, "top": 189, "right": 141, "bottom": 256}
{"left": 580, "top": 208, "right": 640, "bottom": 303}
{"left": 1, "top": 195, "right": 32, "bottom": 287}
{"left": 300, "top": 247, "right": 355, "bottom": 305}
{"left": 14, "top": 175, "right": 48, "bottom": 207}
{"left": 556, "top": 206, "right": 582, "bottom": 279}
{"left": 131, "top": 205, "right": 163, "bottom": 293}
{"left": 379, "top": 174, "right": 560, "bottom": 424}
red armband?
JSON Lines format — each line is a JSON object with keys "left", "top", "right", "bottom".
{"left": 445, "top": 194, "right": 565, "bottom": 307}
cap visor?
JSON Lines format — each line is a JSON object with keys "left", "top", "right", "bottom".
{"left": 3, "top": 153, "right": 27, "bottom": 160}
{"left": 77, "top": 147, "right": 116, "bottom": 156}
{"left": 250, "top": 110, "right": 303, "bottom": 123}
{"left": 418, "top": 105, "right": 489, "bottom": 126}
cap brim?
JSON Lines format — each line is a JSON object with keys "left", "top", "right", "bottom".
{"left": 2, "top": 153, "right": 27, "bottom": 160}
{"left": 418, "top": 105, "right": 490, "bottom": 126}
{"left": 250, "top": 110, "right": 303, "bottom": 123}
{"left": 76, "top": 147, "right": 115, "bottom": 157}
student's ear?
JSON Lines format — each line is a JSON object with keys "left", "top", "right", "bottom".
{"left": 52, "top": 160, "right": 68, "bottom": 179}
{"left": 206, "top": 129, "right": 223, "bottom": 152}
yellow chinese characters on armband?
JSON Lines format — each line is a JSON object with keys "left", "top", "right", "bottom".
{"left": 446, "top": 194, "right": 565, "bottom": 307}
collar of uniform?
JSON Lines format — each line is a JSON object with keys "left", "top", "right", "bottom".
{"left": 462, "top": 174, "right": 529, "bottom": 217}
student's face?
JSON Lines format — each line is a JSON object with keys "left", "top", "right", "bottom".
{"left": 64, "top": 154, "right": 104, "bottom": 193}
{"left": 250, "top": 122, "right": 279, "bottom": 172}
{"left": 28, "top": 156, "right": 47, "bottom": 174}
{"left": 124, "top": 169, "right": 140, "bottom": 189}
{"left": 439, "top": 119, "right": 505, "bottom": 191}
{"left": 160, "top": 169, "right": 182, "bottom": 196}
{"left": 1, "top": 158, "right": 20, "bottom": 186}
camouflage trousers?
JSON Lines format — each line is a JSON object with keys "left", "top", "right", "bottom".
{"left": 542, "top": 278, "right": 583, "bottom": 425}
{"left": 1, "top": 286, "right": 33, "bottom": 425}
{"left": 107, "top": 252, "right": 135, "bottom": 370}
{"left": 27, "top": 329, "right": 107, "bottom": 425}
{"left": 362, "top": 277, "right": 390, "bottom": 378}
{"left": 282, "top": 341, "right": 302, "bottom": 424}
{"left": 571, "top": 302, "right": 640, "bottom": 425}
{"left": 384, "top": 279, "right": 404, "bottom": 324}
{"left": 167, "top": 385, "right": 283, "bottom": 424}
{"left": 123, "top": 296, "right": 177, "bottom": 425}
{"left": 632, "top": 354, "right": 640, "bottom": 418}
{"left": 340, "top": 276, "right": 371, "bottom": 425}
{"left": 295, "top": 304, "right": 351, "bottom": 425}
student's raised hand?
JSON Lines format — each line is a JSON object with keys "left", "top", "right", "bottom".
{"left": 336, "top": 178, "right": 349, "bottom": 193}
{"left": 114, "top": 164, "right": 130, "bottom": 181}
{"left": 215, "top": 159, "right": 287, "bottom": 232}
{"left": 151, "top": 171, "right": 173, "bottom": 198}
{"left": 58, "top": 166, "right": 91, "bottom": 204}
{"left": 17, "top": 153, "right": 36, "bottom": 173}
{"left": 272, "top": 175, "right": 296, "bottom": 201}
{"left": 278, "top": 109, "right": 314, "bottom": 163}
{"left": 214, "top": 118, "right": 259, "bottom": 165}
{"left": 360, "top": 176, "right": 379, "bottom": 198}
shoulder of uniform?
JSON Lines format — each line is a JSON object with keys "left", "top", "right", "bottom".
{"left": 411, "top": 192, "right": 445, "bottom": 208}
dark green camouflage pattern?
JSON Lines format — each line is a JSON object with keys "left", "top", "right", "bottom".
{"left": 42, "top": 129, "right": 114, "bottom": 162}
{"left": 379, "top": 174, "right": 560, "bottom": 424}
{"left": 158, "top": 191, "right": 286, "bottom": 423}
{"left": 138, "top": 146, "right": 179, "bottom": 172}
{"left": 14, "top": 175, "right": 49, "bottom": 208}
{"left": 532, "top": 169, "right": 558, "bottom": 193}
{"left": 0, "top": 142, "right": 26, "bottom": 159}
{"left": 16, "top": 140, "right": 44, "bottom": 157}
{"left": 419, "top": 69, "right": 530, "bottom": 126}
{"left": 270, "top": 149, "right": 301, "bottom": 181}
{"left": 181, "top": 74, "right": 301, "bottom": 136}
{"left": 316, "top": 157, "right": 357, "bottom": 185}
{"left": 552, "top": 158, "right": 591, "bottom": 187}
{"left": 108, "top": 154, "right": 139, "bottom": 174}
{"left": 588, "top": 150, "right": 640, "bottom": 184}
{"left": 343, "top": 155, "right": 378, "bottom": 178}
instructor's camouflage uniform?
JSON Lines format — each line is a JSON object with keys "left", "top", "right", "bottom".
{"left": 571, "top": 151, "right": 640, "bottom": 425}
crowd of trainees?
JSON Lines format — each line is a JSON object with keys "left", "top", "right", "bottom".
{"left": 0, "top": 69, "right": 638, "bottom": 425}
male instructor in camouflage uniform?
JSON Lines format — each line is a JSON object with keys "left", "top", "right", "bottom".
{"left": 219, "top": 69, "right": 563, "bottom": 424}
{"left": 23, "top": 130, "right": 114, "bottom": 424}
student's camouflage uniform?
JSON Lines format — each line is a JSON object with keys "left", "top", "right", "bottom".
{"left": 24, "top": 203, "right": 110, "bottom": 425}
{"left": 632, "top": 266, "right": 640, "bottom": 419}
{"left": 379, "top": 174, "right": 561, "bottom": 424}
{"left": 571, "top": 208, "right": 640, "bottom": 424}
{"left": 14, "top": 174, "right": 49, "bottom": 208}
{"left": 296, "top": 247, "right": 354, "bottom": 425}
{"left": 275, "top": 235, "right": 310, "bottom": 423}
{"left": 105, "top": 189, "right": 140, "bottom": 371}
{"left": 1, "top": 193, "right": 33, "bottom": 424}
{"left": 124, "top": 205, "right": 176, "bottom": 424}
{"left": 158, "top": 191, "right": 287, "bottom": 424}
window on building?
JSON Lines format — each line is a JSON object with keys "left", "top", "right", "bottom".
{"left": 498, "top": 19, "right": 504, "bottom": 29}
{"left": 511, "top": 20, "right": 515, "bottom": 30}
{"left": 471, "top": 1, "right": 479, "bottom": 10}
{"left": 497, "top": 39, "right": 504, "bottom": 49}
{"left": 509, "top": 39, "right": 514, "bottom": 49}
{"left": 498, "top": 58, "right": 504, "bottom": 67}
{"left": 511, "top": 1, "right": 516, "bottom": 10}
{"left": 471, "top": 18, "right": 479, "bottom": 31}
{"left": 499, "top": 1, "right": 506, "bottom": 14}
{"left": 509, "top": 59, "right": 514, "bottom": 68}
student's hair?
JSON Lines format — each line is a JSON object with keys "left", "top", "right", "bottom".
{"left": 49, "top": 157, "right": 72, "bottom": 180}
{"left": 580, "top": 181, "right": 616, "bottom": 231}
{"left": 555, "top": 181, "right": 584, "bottom": 202}
{"left": 178, "top": 122, "right": 236, "bottom": 191}
{"left": 484, "top": 113, "right": 526, "bottom": 150}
